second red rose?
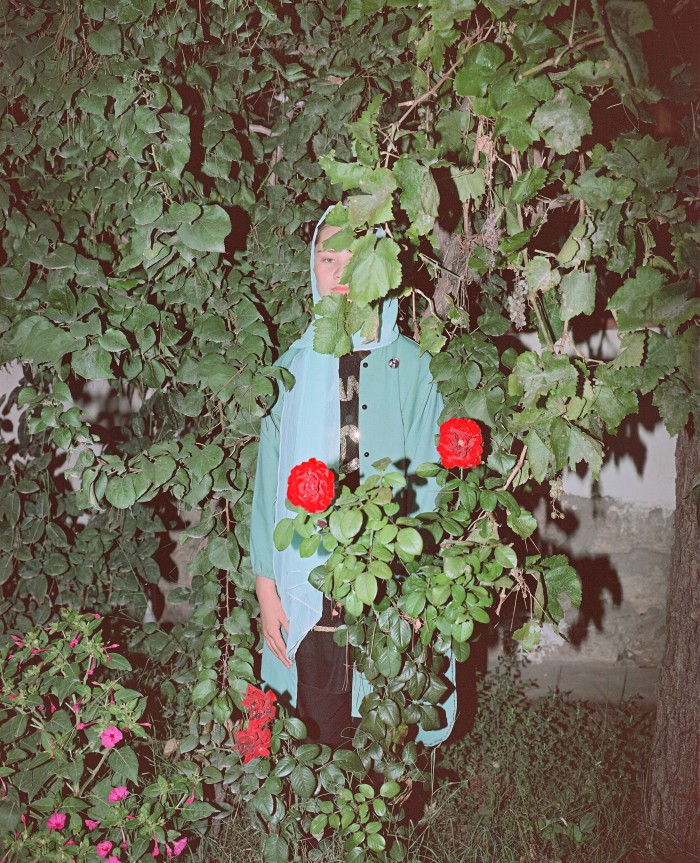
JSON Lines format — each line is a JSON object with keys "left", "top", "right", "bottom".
{"left": 286, "top": 458, "right": 335, "bottom": 513}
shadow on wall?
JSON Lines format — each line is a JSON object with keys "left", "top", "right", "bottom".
{"left": 565, "top": 555, "right": 623, "bottom": 647}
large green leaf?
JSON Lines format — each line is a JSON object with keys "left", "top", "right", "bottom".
{"left": 345, "top": 235, "right": 401, "bottom": 304}
{"left": 177, "top": 205, "right": 231, "bottom": 253}
{"left": 532, "top": 90, "right": 592, "bottom": 154}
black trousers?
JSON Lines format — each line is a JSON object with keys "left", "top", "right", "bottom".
{"left": 295, "top": 599, "right": 355, "bottom": 749}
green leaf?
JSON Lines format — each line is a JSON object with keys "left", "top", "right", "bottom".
{"left": 543, "top": 555, "right": 581, "bottom": 620}
{"left": 189, "top": 444, "right": 224, "bottom": 480}
{"left": 451, "top": 167, "right": 485, "bottom": 203}
{"left": 263, "top": 836, "right": 289, "bottom": 863}
{"left": 532, "top": 90, "right": 592, "bottom": 155}
{"left": 108, "top": 746, "right": 139, "bottom": 784}
{"left": 396, "top": 527, "right": 422, "bottom": 557}
{"left": 355, "top": 570, "right": 378, "bottom": 605}
{"left": 104, "top": 475, "right": 136, "bottom": 509}
{"left": 393, "top": 157, "right": 438, "bottom": 237}
{"left": 513, "top": 619, "right": 543, "bottom": 651}
{"left": 513, "top": 351, "right": 577, "bottom": 408}
{"left": 132, "top": 193, "right": 164, "bottom": 225}
{"left": 494, "top": 545, "right": 517, "bottom": 568}
{"left": 560, "top": 270, "right": 595, "bottom": 320}
{"left": 98, "top": 329, "right": 130, "bottom": 352}
{"left": 375, "top": 643, "right": 401, "bottom": 678}
{"left": 177, "top": 205, "right": 231, "bottom": 253}
{"left": 290, "top": 765, "right": 316, "bottom": 798}
{"left": 72, "top": 344, "right": 113, "bottom": 380}
{"left": 208, "top": 536, "right": 240, "bottom": 570}
{"left": 379, "top": 780, "right": 401, "bottom": 799}
{"left": 507, "top": 510, "right": 537, "bottom": 539}
{"left": 345, "top": 235, "right": 401, "bottom": 304}
{"left": 509, "top": 167, "right": 548, "bottom": 205}
{"left": 87, "top": 22, "right": 122, "bottom": 55}
{"left": 454, "top": 43, "right": 505, "bottom": 97}
{"left": 340, "top": 509, "right": 363, "bottom": 541}
{"left": 191, "top": 678, "right": 217, "bottom": 708}
{"left": 0, "top": 267, "right": 23, "bottom": 300}
{"left": 525, "top": 430, "right": 550, "bottom": 482}
{"left": 347, "top": 168, "right": 397, "bottom": 226}
{"left": 525, "top": 256, "right": 560, "bottom": 295}
{"left": 320, "top": 154, "right": 369, "bottom": 190}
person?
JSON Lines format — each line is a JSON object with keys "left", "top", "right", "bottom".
{"left": 250, "top": 209, "right": 455, "bottom": 749}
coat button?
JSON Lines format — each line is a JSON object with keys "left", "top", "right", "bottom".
{"left": 363, "top": 451, "right": 369, "bottom": 457}
{"left": 361, "top": 404, "right": 367, "bottom": 410}
{"left": 362, "top": 361, "right": 369, "bottom": 368}
{"left": 388, "top": 358, "right": 399, "bottom": 368}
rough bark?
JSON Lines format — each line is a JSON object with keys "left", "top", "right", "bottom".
{"left": 647, "top": 425, "right": 700, "bottom": 851}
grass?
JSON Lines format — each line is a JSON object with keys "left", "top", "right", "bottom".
{"left": 194, "top": 658, "right": 694, "bottom": 863}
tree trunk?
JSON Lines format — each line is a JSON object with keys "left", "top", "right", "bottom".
{"left": 647, "top": 425, "right": 700, "bottom": 852}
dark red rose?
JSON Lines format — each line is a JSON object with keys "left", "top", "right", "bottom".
{"left": 241, "top": 684, "right": 277, "bottom": 724}
{"left": 233, "top": 718, "right": 272, "bottom": 764}
{"left": 286, "top": 458, "right": 335, "bottom": 513}
{"left": 437, "top": 418, "right": 483, "bottom": 469}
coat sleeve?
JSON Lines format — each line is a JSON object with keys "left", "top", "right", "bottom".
{"left": 249, "top": 398, "right": 283, "bottom": 581}
{"left": 404, "top": 347, "right": 443, "bottom": 515}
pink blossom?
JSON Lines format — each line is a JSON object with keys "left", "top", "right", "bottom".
{"left": 107, "top": 786, "right": 128, "bottom": 803}
{"left": 65, "top": 838, "right": 77, "bottom": 846}
{"left": 172, "top": 837, "right": 187, "bottom": 856}
{"left": 105, "top": 857, "right": 122, "bottom": 863}
{"left": 47, "top": 812, "right": 66, "bottom": 830}
{"left": 151, "top": 838, "right": 160, "bottom": 857}
{"left": 68, "top": 636, "right": 80, "bottom": 648}
{"left": 96, "top": 840, "right": 113, "bottom": 858}
{"left": 84, "top": 819, "right": 100, "bottom": 831}
{"left": 101, "top": 726, "right": 123, "bottom": 748}
{"left": 76, "top": 722, "right": 93, "bottom": 730}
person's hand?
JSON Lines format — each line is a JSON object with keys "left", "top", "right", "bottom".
{"left": 256, "top": 576, "right": 292, "bottom": 668}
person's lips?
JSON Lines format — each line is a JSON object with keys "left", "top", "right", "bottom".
{"left": 332, "top": 285, "right": 350, "bottom": 294}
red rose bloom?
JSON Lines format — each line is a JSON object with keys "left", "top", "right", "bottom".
{"left": 286, "top": 458, "right": 335, "bottom": 513}
{"left": 234, "top": 718, "right": 272, "bottom": 764}
{"left": 241, "top": 684, "right": 277, "bottom": 724}
{"left": 437, "top": 418, "right": 483, "bottom": 469}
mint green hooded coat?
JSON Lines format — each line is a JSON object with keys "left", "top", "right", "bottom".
{"left": 250, "top": 218, "right": 456, "bottom": 746}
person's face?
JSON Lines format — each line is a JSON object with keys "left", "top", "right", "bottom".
{"left": 313, "top": 224, "right": 352, "bottom": 298}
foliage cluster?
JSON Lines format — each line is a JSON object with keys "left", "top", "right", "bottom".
{"left": 196, "top": 659, "right": 661, "bottom": 863}
{"left": 0, "top": 0, "right": 697, "bottom": 860}
{"left": 0, "top": 610, "right": 207, "bottom": 862}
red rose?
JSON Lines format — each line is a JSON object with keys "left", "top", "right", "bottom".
{"left": 437, "top": 418, "right": 483, "bottom": 469}
{"left": 286, "top": 458, "right": 335, "bottom": 513}
{"left": 241, "top": 684, "right": 277, "bottom": 724}
{"left": 234, "top": 718, "right": 272, "bottom": 764}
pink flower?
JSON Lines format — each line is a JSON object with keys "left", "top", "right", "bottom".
{"left": 107, "top": 786, "right": 128, "bottom": 803}
{"left": 84, "top": 819, "right": 100, "bottom": 831}
{"left": 101, "top": 726, "right": 123, "bottom": 748}
{"left": 96, "top": 841, "right": 113, "bottom": 858}
{"left": 105, "top": 857, "right": 122, "bottom": 863}
{"left": 172, "top": 837, "right": 187, "bottom": 856}
{"left": 68, "top": 635, "right": 80, "bottom": 648}
{"left": 151, "top": 838, "right": 160, "bottom": 857}
{"left": 47, "top": 812, "right": 66, "bottom": 831}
